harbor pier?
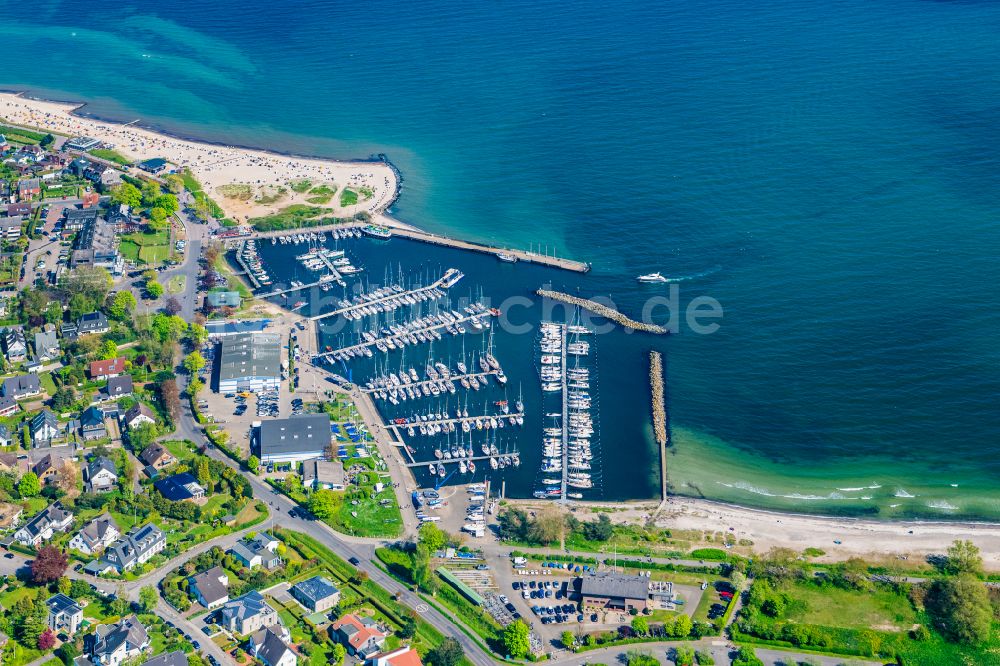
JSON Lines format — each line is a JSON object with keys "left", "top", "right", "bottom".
{"left": 650, "top": 351, "right": 668, "bottom": 502}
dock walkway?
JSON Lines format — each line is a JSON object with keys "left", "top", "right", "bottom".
{"left": 310, "top": 279, "right": 445, "bottom": 322}
{"left": 313, "top": 310, "right": 495, "bottom": 360}
{"left": 392, "top": 410, "right": 524, "bottom": 433}
{"left": 362, "top": 370, "right": 502, "bottom": 395}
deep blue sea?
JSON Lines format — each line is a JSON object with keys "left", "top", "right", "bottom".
{"left": 4, "top": 0, "right": 1000, "bottom": 518}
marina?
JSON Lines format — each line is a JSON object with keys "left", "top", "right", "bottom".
{"left": 313, "top": 303, "right": 496, "bottom": 362}
{"left": 534, "top": 319, "right": 599, "bottom": 502}
{"left": 310, "top": 270, "right": 460, "bottom": 322}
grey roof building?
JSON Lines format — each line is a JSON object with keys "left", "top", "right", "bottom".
{"left": 34, "top": 329, "right": 60, "bottom": 361}
{"left": 76, "top": 311, "right": 109, "bottom": 335}
{"left": 85, "top": 456, "right": 118, "bottom": 493}
{"left": 69, "top": 513, "right": 120, "bottom": 555}
{"left": 255, "top": 414, "right": 331, "bottom": 463}
{"left": 230, "top": 532, "right": 282, "bottom": 570}
{"left": 103, "top": 375, "right": 134, "bottom": 400}
{"left": 84, "top": 523, "right": 166, "bottom": 575}
{"left": 249, "top": 626, "right": 296, "bottom": 666}
{"left": 291, "top": 575, "right": 339, "bottom": 612}
{"left": 86, "top": 615, "right": 149, "bottom": 665}
{"left": 579, "top": 573, "right": 650, "bottom": 611}
{"left": 220, "top": 590, "right": 280, "bottom": 635}
{"left": 189, "top": 566, "right": 229, "bottom": 608}
{"left": 217, "top": 332, "right": 281, "bottom": 393}
{"left": 47, "top": 593, "right": 84, "bottom": 635}
{"left": 206, "top": 290, "right": 242, "bottom": 308}
{"left": 141, "top": 651, "right": 188, "bottom": 666}
{"left": 3, "top": 373, "right": 40, "bottom": 398}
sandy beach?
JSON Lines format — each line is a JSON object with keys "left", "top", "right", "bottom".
{"left": 0, "top": 91, "right": 399, "bottom": 222}
{"left": 530, "top": 496, "right": 1000, "bottom": 569}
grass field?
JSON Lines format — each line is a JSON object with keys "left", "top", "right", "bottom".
{"left": 167, "top": 275, "right": 186, "bottom": 294}
{"left": 89, "top": 148, "right": 131, "bottom": 165}
{"left": 339, "top": 188, "right": 359, "bottom": 206}
{"left": 216, "top": 183, "right": 254, "bottom": 200}
{"left": 782, "top": 581, "right": 915, "bottom": 631}
{"left": 120, "top": 228, "right": 171, "bottom": 265}
{"left": 288, "top": 179, "right": 313, "bottom": 193}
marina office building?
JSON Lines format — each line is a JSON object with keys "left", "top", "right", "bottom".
{"left": 217, "top": 332, "right": 281, "bottom": 393}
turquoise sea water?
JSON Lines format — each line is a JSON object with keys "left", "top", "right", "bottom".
{"left": 4, "top": 0, "right": 1000, "bottom": 518}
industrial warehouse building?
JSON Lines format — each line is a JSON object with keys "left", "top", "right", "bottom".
{"left": 217, "top": 332, "right": 281, "bottom": 393}
{"left": 254, "top": 414, "right": 332, "bottom": 464}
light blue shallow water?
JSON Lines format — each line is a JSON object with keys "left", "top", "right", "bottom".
{"left": 5, "top": 0, "right": 1000, "bottom": 516}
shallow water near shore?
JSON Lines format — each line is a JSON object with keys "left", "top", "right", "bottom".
{"left": 6, "top": 0, "right": 1000, "bottom": 518}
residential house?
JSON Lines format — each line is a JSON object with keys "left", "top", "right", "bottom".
{"left": 17, "top": 178, "right": 40, "bottom": 200}
{"left": 0, "top": 427, "right": 11, "bottom": 448}
{"left": 46, "top": 593, "right": 84, "bottom": 636}
{"left": 89, "top": 357, "right": 126, "bottom": 381}
{"left": 138, "top": 442, "right": 174, "bottom": 470}
{"left": 63, "top": 207, "right": 99, "bottom": 232}
{"left": 230, "top": 532, "right": 282, "bottom": 570}
{"left": 32, "top": 453, "right": 63, "bottom": 485}
{"left": 0, "top": 178, "right": 9, "bottom": 203}
{"left": 154, "top": 472, "right": 205, "bottom": 502}
{"left": 31, "top": 409, "right": 61, "bottom": 446}
{"left": 13, "top": 502, "right": 73, "bottom": 546}
{"left": 103, "top": 375, "right": 134, "bottom": 401}
{"left": 72, "top": 216, "right": 123, "bottom": 275}
{"left": 329, "top": 614, "right": 387, "bottom": 658}
{"left": 83, "top": 523, "right": 166, "bottom": 575}
{"left": 106, "top": 204, "right": 139, "bottom": 233}
{"left": 0, "top": 216, "right": 21, "bottom": 240}
{"left": 140, "top": 651, "right": 187, "bottom": 666}
{"left": 34, "top": 329, "right": 60, "bottom": 362}
{"left": 0, "top": 395, "right": 17, "bottom": 418}
{"left": 60, "top": 322, "right": 79, "bottom": 341}
{"left": 123, "top": 403, "right": 156, "bottom": 430}
{"left": 369, "top": 647, "right": 423, "bottom": 666}
{"left": 85, "top": 456, "right": 118, "bottom": 492}
{"left": 69, "top": 513, "right": 120, "bottom": 555}
{"left": 248, "top": 626, "right": 296, "bottom": 666}
{"left": 76, "top": 311, "right": 109, "bottom": 336}
{"left": 302, "top": 460, "right": 345, "bottom": 491}
{"left": 0, "top": 502, "right": 23, "bottom": 529}
{"left": 220, "top": 590, "right": 280, "bottom": 635}
{"left": 66, "top": 157, "right": 93, "bottom": 179}
{"left": 290, "top": 575, "right": 339, "bottom": 612}
{"left": 81, "top": 406, "right": 108, "bottom": 441}
{"left": 3, "top": 373, "right": 40, "bottom": 399}
{"left": 85, "top": 615, "right": 150, "bottom": 666}
{"left": 189, "top": 566, "right": 229, "bottom": 609}
{"left": 3, "top": 328, "right": 27, "bottom": 362}
{"left": 6, "top": 203, "right": 31, "bottom": 218}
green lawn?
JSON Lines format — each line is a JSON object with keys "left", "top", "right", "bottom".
{"left": 121, "top": 228, "right": 171, "bottom": 265}
{"left": 782, "top": 581, "right": 916, "bottom": 631}
{"left": 38, "top": 371, "right": 57, "bottom": 395}
{"left": 167, "top": 275, "right": 186, "bottom": 294}
{"left": 289, "top": 179, "right": 313, "bottom": 193}
{"left": 89, "top": 148, "right": 132, "bottom": 165}
{"left": 339, "top": 188, "right": 358, "bottom": 206}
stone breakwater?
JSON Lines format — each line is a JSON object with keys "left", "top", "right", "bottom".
{"left": 535, "top": 289, "right": 669, "bottom": 334}
{"left": 650, "top": 351, "right": 668, "bottom": 447}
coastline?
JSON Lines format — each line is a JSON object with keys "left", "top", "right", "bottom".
{"left": 11, "top": 86, "right": 999, "bottom": 541}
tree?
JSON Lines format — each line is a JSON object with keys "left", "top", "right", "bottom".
{"left": 18, "top": 472, "right": 40, "bottom": 498}
{"left": 671, "top": 613, "right": 692, "bottom": 638}
{"left": 196, "top": 459, "right": 212, "bottom": 489}
{"left": 164, "top": 174, "right": 185, "bottom": 194}
{"left": 110, "top": 584, "right": 130, "bottom": 616}
{"left": 399, "top": 615, "right": 417, "bottom": 639}
{"left": 945, "top": 540, "right": 983, "bottom": 576}
{"left": 31, "top": 545, "right": 69, "bottom": 583}
{"left": 672, "top": 646, "right": 695, "bottom": 666}
{"left": 560, "top": 630, "right": 575, "bottom": 649}
{"left": 183, "top": 351, "right": 206, "bottom": 375}
{"left": 146, "top": 281, "right": 164, "bottom": 299}
{"left": 70, "top": 578, "right": 92, "bottom": 599}
{"left": 501, "top": 620, "right": 531, "bottom": 659}
{"left": 187, "top": 323, "right": 208, "bottom": 347}
{"left": 582, "top": 514, "right": 614, "bottom": 541}
{"left": 107, "top": 290, "right": 137, "bottom": 320}
{"left": 139, "top": 585, "right": 158, "bottom": 612}
{"left": 425, "top": 637, "right": 463, "bottom": 666}
{"left": 160, "top": 378, "right": 181, "bottom": 421}
{"left": 141, "top": 180, "right": 161, "bottom": 207}
{"left": 732, "top": 646, "right": 764, "bottom": 666}
{"left": 331, "top": 643, "right": 346, "bottom": 666}
{"left": 148, "top": 207, "right": 168, "bottom": 230}
{"left": 527, "top": 506, "right": 564, "bottom": 545}
{"left": 165, "top": 296, "right": 182, "bottom": 316}
{"left": 38, "top": 628, "right": 56, "bottom": 651}
{"left": 155, "top": 194, "right": 179, "bottom": 216}
{"left": 625, "top": 649, "right": 659, "bottom": 666}
{"left": 111, "top": 182, "right": 142, "bottom": 209}
{"left": 100, "top": 339, "right": 119, "bottom": 360}
{"left": 927, "top": 574, "right": 992, "bottom": 644}
{"left": 130, "top": 422, "right": 159, "bottom": 451}
{"left": 730, "top": 571, "right": 747, "bottom": 593}
{"left": 188, "top": 377, "right": 204, "bottom": 396}
{"left": 56, "top": 640, "right": 80, "bottom": 665}
{"left": 309, "top": 489, "right": 337, "bottom": 520}
{"left": 247, "top": 455, "right": 260, "bottom": 473}
{"left": 418, "top": 522, "right": 449, "bottom": 551}
{"left": 40, "top": 133, "right": 55, "bottom": 147}
{"left": 57, "top": 576, "right": 72, "bottom": 595}
{"left": 630, "top": 616, "right": 648, "bottom": 635}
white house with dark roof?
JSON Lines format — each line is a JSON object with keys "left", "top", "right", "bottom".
{"left": 190, "top": 565, "right": 229, "bottom": 609}
{"left": 69, "top": 513, "right": 120, "bottom": 555}
{"left": 230, "top": 532, "right": 281, "bottom": 570}
{"left": 85, "top": 456, "right": 118, "bottom": 493}
{"left": 248, "top": 626, "right": 296, "bottom": 666}
{"left": 14, "top": 502, "right": 73, "bottom": 546}
{"left": 123, "top": 403, "right": 156, "bottom": 430}
{"left": 83, "top": 523, "right": 166, "bottom": 575}
{"left": 3, "top": 373, "right": 40, "bottom": 399}
{"left": 85, "top": 615, "right": 149, "bottom": 666}
{"left": 31, "top": 409, "right": 61, "bottom": 445}
{"left": 103, "top": 375, "right": 134, "bottom": 401}
{"left": 34, "top": 329, "right": 60, "bottom": 362}
{"left": 140, "top": 651, "right": 187, "bottom": 666}
{"left": 2, "top": 328, "right": 27, "bottom": 362}
{"left": 220, "top": 590, "right": 280, "bottom": 635}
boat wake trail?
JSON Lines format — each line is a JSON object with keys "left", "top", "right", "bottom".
{"left": 661, "top": 264, "right": 722, "bottom": 283}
